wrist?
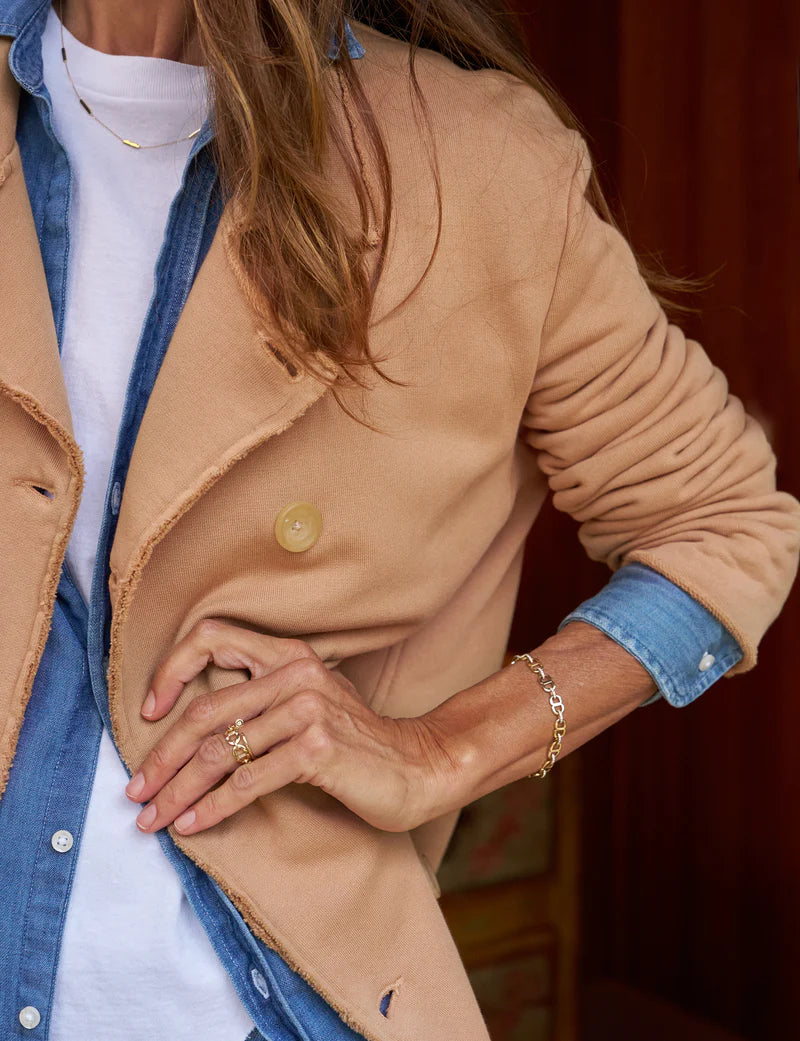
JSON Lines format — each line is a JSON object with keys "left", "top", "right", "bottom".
{"left": 415, "top": 621, "right": 660, "bottom": 819}
{"left": 419, "top": 664, "right": 541, "bottom": 808}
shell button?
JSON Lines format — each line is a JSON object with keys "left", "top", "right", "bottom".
{"left": 698, "top": 652, "right": 716, "bottom": 673}
{"left": 19, "top": 1007, "right": 41, "bottom": 1030}
{"left": 274, "top": 502, "right": 322, "bottom": 553}
{"left": 51, "top": 830, "right": 74, "bottom": 853}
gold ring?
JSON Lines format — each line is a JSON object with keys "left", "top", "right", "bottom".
{"left": 223, "top": 718, "right": 254, "bottom": 765}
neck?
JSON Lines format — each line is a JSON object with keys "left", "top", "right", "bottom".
{"left": 57, "top": 0, "right": 203, "bottom": 63}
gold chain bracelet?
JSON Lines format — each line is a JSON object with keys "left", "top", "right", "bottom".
{"left": 509, "top": 653, "right": 566, "bottom": 778}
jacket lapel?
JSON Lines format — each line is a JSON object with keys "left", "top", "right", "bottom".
{"left": 0, "top": 33, "right": 339, "bottom": 591}
{"left": 107, "top": 204, "right": 337, "bottom": 587}
{"left": 0, "top": 36, "right": 76, "bottom": 444}
{"left": 108, "top": 66, "right": 367, "bottom": 588}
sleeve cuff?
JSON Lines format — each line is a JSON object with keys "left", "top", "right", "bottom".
{"left": 556, "top": 562, "right": 744, "bottom": 708}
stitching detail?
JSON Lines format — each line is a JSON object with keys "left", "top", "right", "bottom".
{"left": 163, "top": 831, "right": 407, "bottom": 1041}
{"left": 539, "top": 129, "right": 587, "bottom": 338}
{"left": 333, "top": 63, "right": 381, "bottom": 248}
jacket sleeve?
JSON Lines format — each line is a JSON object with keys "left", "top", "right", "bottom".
{"left": 519, "top": 129, "right": 800, "bottom": 676}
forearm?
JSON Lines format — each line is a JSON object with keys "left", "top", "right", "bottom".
{"left": 423, "top": 620, "right": 656, "bottom": 810}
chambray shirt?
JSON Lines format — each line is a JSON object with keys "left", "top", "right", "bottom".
{"left": 0, "top": 1, "right": 742, "bottom": 1037}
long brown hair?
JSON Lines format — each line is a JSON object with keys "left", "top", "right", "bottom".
{"left": 189, "top": 0, "right": 699, "bottom": 414}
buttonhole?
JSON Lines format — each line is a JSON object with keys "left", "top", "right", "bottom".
{"left": 14, "top": 478, "right": 56, "bottom": 501}
{"left": 378, "top": 977, "right": 403, "bottom": 1019}
{"left": 265, "top": 340, "right": 301, "bottom": 381}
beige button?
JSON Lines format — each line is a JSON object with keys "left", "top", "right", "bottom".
{"left": 274, "top": 502, "right": 322, "bottom": 553}
{"left": 19, "top": 1007, "right": 41, "bottom": 1030}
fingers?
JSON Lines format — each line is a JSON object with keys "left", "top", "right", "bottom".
{"left": 127, "top": 678, "right": 255, "bottom": 805}
{"left": 134, "top": 699, "right": 305, "bottom": 834}
{"left": 172, "top": 729, "right": 330, "bottom": 835}
{"left": 128, "top": 657, "right": 336, "bottom": 817}
{"left": 175, "top": 688, "right": 365, "bottom": 836}
{"left": 143, "top": 618, "right": 318, "bottom": 720}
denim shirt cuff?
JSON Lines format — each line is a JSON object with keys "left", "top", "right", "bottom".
{"left": 556, "top": 562, "right": 744, "bottom": 708}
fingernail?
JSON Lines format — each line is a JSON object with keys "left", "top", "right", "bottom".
{"left": 142, "top": 691, "right": 156, "bottom": 718}
{"left": 174, "top": 809, "right": 196, "bottom": 833}
{"left": 126, "top": 771, "right": 145, "bottom": 799}
{"left": 136, "top": 803, "right": 157, "bottom": 830}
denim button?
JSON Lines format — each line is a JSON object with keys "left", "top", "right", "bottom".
{"left": 698, "top": 652, "right": 716, "bottom": 672}
{"left": 110, "top": 480, "right": 122, "bottom": 515}
{"left": 19, "top": 1006, "right": 41, "bottom": 1029}
{"left": 250, "top": 967, "right": 270, "bottom": 999}
{"left": 51, "top": 829, "right": 74, "bottom": 853}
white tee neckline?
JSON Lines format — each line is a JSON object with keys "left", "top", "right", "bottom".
{"left": 54, "top": 2, "right": 209, "bottom": 101}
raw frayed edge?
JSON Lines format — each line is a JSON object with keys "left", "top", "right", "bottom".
{"left": 103, "top": 383, "right": 418, "bottom": 1040}
{"left": 104, "top": 384, "right": 420, "bottom": 1041}
{"left": 0, "top": 382, "right": 84, "bottom": 802}
{"left": 169, "top": 827, "right": 408, "bottom": 1041}
{"left": 333, "top": 63, "right": 381, "bottom": 248}
{"left": 106, "top": 377, "right": 331, "bottom": 749}
{"left": 218, "top": 207, "right": 341, "bottom": 386}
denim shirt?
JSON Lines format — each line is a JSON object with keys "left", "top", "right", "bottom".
{"left": 0, "top": 1, "right": 742, "bottom": 1037}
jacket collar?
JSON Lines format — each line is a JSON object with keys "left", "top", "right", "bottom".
{"left": 0, "top": 35, "right": 74, "bottom": 444}
{"left": 0, "top": 16, "right": 368, "bottom": 587}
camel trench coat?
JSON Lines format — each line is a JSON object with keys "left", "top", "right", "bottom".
{"left": 1, "top": 19, "right": 798, "bottom": 1041}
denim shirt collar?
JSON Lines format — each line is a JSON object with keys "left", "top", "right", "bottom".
{"left": 2, "top": 0, "right": 364, "bottom": 160}
{"left": 1, "top": 0, "right": 365, "bottom": 97}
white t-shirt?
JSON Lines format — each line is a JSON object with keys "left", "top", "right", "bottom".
{"left": 41, "top": 6, "right": 257, "bottom": 1039}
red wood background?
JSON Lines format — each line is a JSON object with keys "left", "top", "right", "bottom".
{"left": 507, "top": 2, "right": 800, "bottom": 1039}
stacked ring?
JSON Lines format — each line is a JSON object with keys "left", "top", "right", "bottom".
{"left": 223, "top": 718, "right": 254, "bottom": 765}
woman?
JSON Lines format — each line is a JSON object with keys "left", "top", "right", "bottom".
{"left": 0, "top": 0, "right": 797, "bottom": 1039}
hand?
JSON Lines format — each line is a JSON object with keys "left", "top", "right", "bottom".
{"left": 124, "top": 619, "right": 464, "bottom": 835}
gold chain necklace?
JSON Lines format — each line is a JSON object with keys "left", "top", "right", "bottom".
{"left": 57, "top": 0, "right": 203, "bottom": 150}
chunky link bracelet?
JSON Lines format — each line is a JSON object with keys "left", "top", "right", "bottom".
{"left": 509, "top": 653, "right": 567, "bottom": 779}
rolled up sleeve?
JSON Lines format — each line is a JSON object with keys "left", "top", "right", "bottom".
{"left": 520, "top": 130, "right": 800, "bottom": 676}
{"left": 558, "top": 562, "right": 743, "bottom": 707}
